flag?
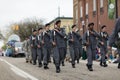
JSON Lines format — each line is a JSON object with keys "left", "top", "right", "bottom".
{"left": 108, "top": 0, "right": 116, "bottom": 19}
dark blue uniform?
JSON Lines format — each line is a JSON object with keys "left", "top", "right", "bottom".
{"left": 99, "top": 31, "right": 109, "bottom": 67}
{"left": 42, "top": 30, "right": 52, "bottom": 69}
{"left": 36, "top": 34, "right": 43, "bottom": 67}
{"left": 68, "top": 31, "right": 82, "bottom": 67}
{"left": 83, "top": 30, "right": 99, "bottom": 71}
{"left": 52, "top": 28, "right": 66, "bottom": 72}
{"left": 30, "top": 35, "right": 37, "bottom": 65}
{"left": 109, "top": 17, "right": 120, "bottom": 69}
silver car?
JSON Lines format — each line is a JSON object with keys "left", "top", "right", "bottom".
{"left": 13, "top": 42, "right": 25, "bottom": 57}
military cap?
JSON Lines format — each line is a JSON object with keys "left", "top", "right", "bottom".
{"left": 88, "top": 22, "right": 94, "bottom": 27}
{"left": 45, "top": 23, "right": 50, "bottom": 27}
{"left": 38, "top": 27, "right": 43, "bottom": 31}
{"left": 55, "top": 20, "right": 61, "bottom": 25}
{"left": 33, "top": 29, "right": 37, "bottom": 32}
{"left": 71, "top": 24, "right": 76, "bottom": 29}
{"left": 101, "top": 25, "right": 106, "bottom": 29}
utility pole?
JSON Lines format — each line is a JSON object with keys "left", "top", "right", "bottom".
{"left": 58, "top": 6, "right": 60, "bottom": 17}
{"left": 115, "top": 0, "right": 118, "bottom": 19}
{"left": 58, "top": 0, "right": 60, "bottom": 18}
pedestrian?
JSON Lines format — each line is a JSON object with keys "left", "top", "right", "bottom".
{"left": 83, "top": 22, "right": 99, "bottom": 71}
{"left": 68, "top": 24, "right": 82, "bottom": 68}
{"left": 42, "top": 23, "right": 52, "bottom": 69}
{"left": 30, "top": 29, "right": 37, "bottom": 65}
{"left": 36, "top": 28, "right": 43, "bottom": 67}
{"left": 23, "top": 37, "right": 32, "bottom": 63}
{"left": 52, "top": 20, "right": 66, "bottom": 73}
{"left": 108, "top": 17, "right": 120, "bottom": 69}
{"left": 99, "top": 25, "right": 109, "bottom": 67}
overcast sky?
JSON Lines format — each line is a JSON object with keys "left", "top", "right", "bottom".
{"left": 0, "top": 0, "right": 73, "bottom": 30}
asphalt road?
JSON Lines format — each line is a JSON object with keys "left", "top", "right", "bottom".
{"left": 0, "top": 56, "right": 120, "bottom": 80}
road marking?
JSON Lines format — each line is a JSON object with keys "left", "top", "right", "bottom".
{"left": 0, "top": 58, "right": 39, "bottom": 80}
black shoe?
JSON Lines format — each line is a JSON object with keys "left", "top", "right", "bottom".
{"left": 100, "top": 61, "right": 103, "bottom": 66}
{"left": 44, "top": 65, "right": 49, "bottom": 69}
{"left": 33, "top": 62, "right": 36, "bottom": 65}
{"left": 33, "top": 63, "right": 36, "bottom": 65}
{"left": 118, "top": 63, "right": 120, "bottom": 69}
{"left": 86, "top": 64, "right": 93, "bottom": 71}
{"left": 44, "top": 66, "right": 49, "bottom": 69}
{"left": 72, "top": 64, "right": 75, "bottom": 68}
{"left": 26, "top": 60, "right": 29, "bottom": 63}
{"left": 38, "top": 63, "right": 42, "bottom": 67}
{"left": 103, "top": 62, "right": 108, "bottom": 67}
{"left": 56, "top": 66, "right": 60, "bottom": 73}
{"left": 77, "top": 60, "right": 79, "bottom": 64}
{"left": 86, "top": 64, "right": 90, "bottom": 69}
{"left": 30, "top": 60, "right": 32, "bottom": 64}
{"left": 89, "top": 65, "right": 93, "bottom": 71}
{"left": 62, "top": 62, "right": 65, "bottom": 66}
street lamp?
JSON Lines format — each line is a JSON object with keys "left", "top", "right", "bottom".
{"left": 115, "top": 0, "right": 118, "bottom": 19}
{"left": 82, "top": 21, "right": 85, "bottom": 34}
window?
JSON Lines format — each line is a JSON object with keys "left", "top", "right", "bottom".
{"left": 80, "top": 1, "right": 83, "bottom": 21}
{"left": 100, "top": 0, "right": 104, "bottom": 14}
{"left": 86, "top": 3, "right": 88, "bottom": 15}
{"left": 100, "top": 0, "right": 103, "bottom": 8}
{"left": 80, "top": 6, "right": 83, "bottom": 18}
{"left": 93, "top": 0, "right": 96, "bottom": 11}
{"left": 75, "top": 6, "right": 78, "bottom": 24}
{"left": 93, "top": 0, "right": 96, "bottom": 16}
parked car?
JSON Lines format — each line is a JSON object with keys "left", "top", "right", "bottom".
{"left": 13, "top": 42, "right": 25, "bottom": 57}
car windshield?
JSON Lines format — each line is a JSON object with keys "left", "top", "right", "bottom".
{"left": 15, "top": 42, "right": 22, "bottom": 47}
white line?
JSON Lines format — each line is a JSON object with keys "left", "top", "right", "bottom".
{"left": 0, "top": 58, "right": 39, "bottom": 80}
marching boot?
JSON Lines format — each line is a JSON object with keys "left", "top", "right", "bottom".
{"left": 26, "top": 59, "right": 29, "bottom": 63}
{"left": 77, "top": 60, "right": 79, "bottom": 64}
{"left": 56, "top": 66, "right": 60, "bottom": 73}
{"left": 103, "top": 62, "right": 108, "bottom": 67}
{"left": 89, "top": 65, "right": 93, "bottom": 71}
{"left": 26, "top": 60, "right": 29, "bottom": 63}
{"left": 38, "top": 63, "right": 42, "bottom": 68}
{"left": 44, "top": 64, "right": 49, "bottom": 69}
{"left": 118, "top": 63, "right": 120, "bottom": 69}
{"left": 86, "top": 64, "right": 93, "bottom": 71}
{"left": 33, "top": 61, "right": 36, "bottom": 65}
{"left": 72, "top": 64, "right": 75, "bottom": 68}
{"left": 62, "top": 62, "right": 65, "bottom": 66}
{"left": 100, "top": 60, "right": 103, "bottom": 66}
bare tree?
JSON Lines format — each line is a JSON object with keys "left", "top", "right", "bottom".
{"left": 10, "top": 17, "right": 44, "bottom": 41}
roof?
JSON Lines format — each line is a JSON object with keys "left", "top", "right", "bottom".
{"left": 49, "top": 17, "right": 73, "bottom": 24}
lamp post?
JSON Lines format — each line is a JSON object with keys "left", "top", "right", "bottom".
{"left": 115, "top": 0, "right": 118, "bottom": 19}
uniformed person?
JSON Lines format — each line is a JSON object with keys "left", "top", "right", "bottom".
{"left": 27, "top": 37, "right": 32, "bottom": 64}
{"left": 109, "top": 17, "right": 120, "bottom": 69}
{"left": 36, "top": 28, "right": 43, "bottom": 67}
{"left": 30, "top": 29, "right": 37, "bottom": 65}
{"left": 42, "top": 23, "right": 52, "bottom": 69}
{"left": 68, "top": 24, "right": 82, "bottom": 68}
{"left": 52, "top": 20, "right": 66, "bottom": 73}
{"left": 83, "top": 22, "right": 99, "bottom": 71}
{"left": 60, "top": 27, "right": 67, "bottom": 66}
{"left": 23, "top": 37, "right": 32, "bottom": 63}
{"left": 99, "top": 25, "right": 108, "bottom": 67}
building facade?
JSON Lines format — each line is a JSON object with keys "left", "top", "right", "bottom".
{"left": 73, "top": 0, "right": 120, "bottom": 34}
{"left": 49, "top": 17, "right": 73, "bottom": 34}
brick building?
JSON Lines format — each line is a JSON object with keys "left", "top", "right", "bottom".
{"left": 73, "top": 0, "right": 120, "bottom": 34}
